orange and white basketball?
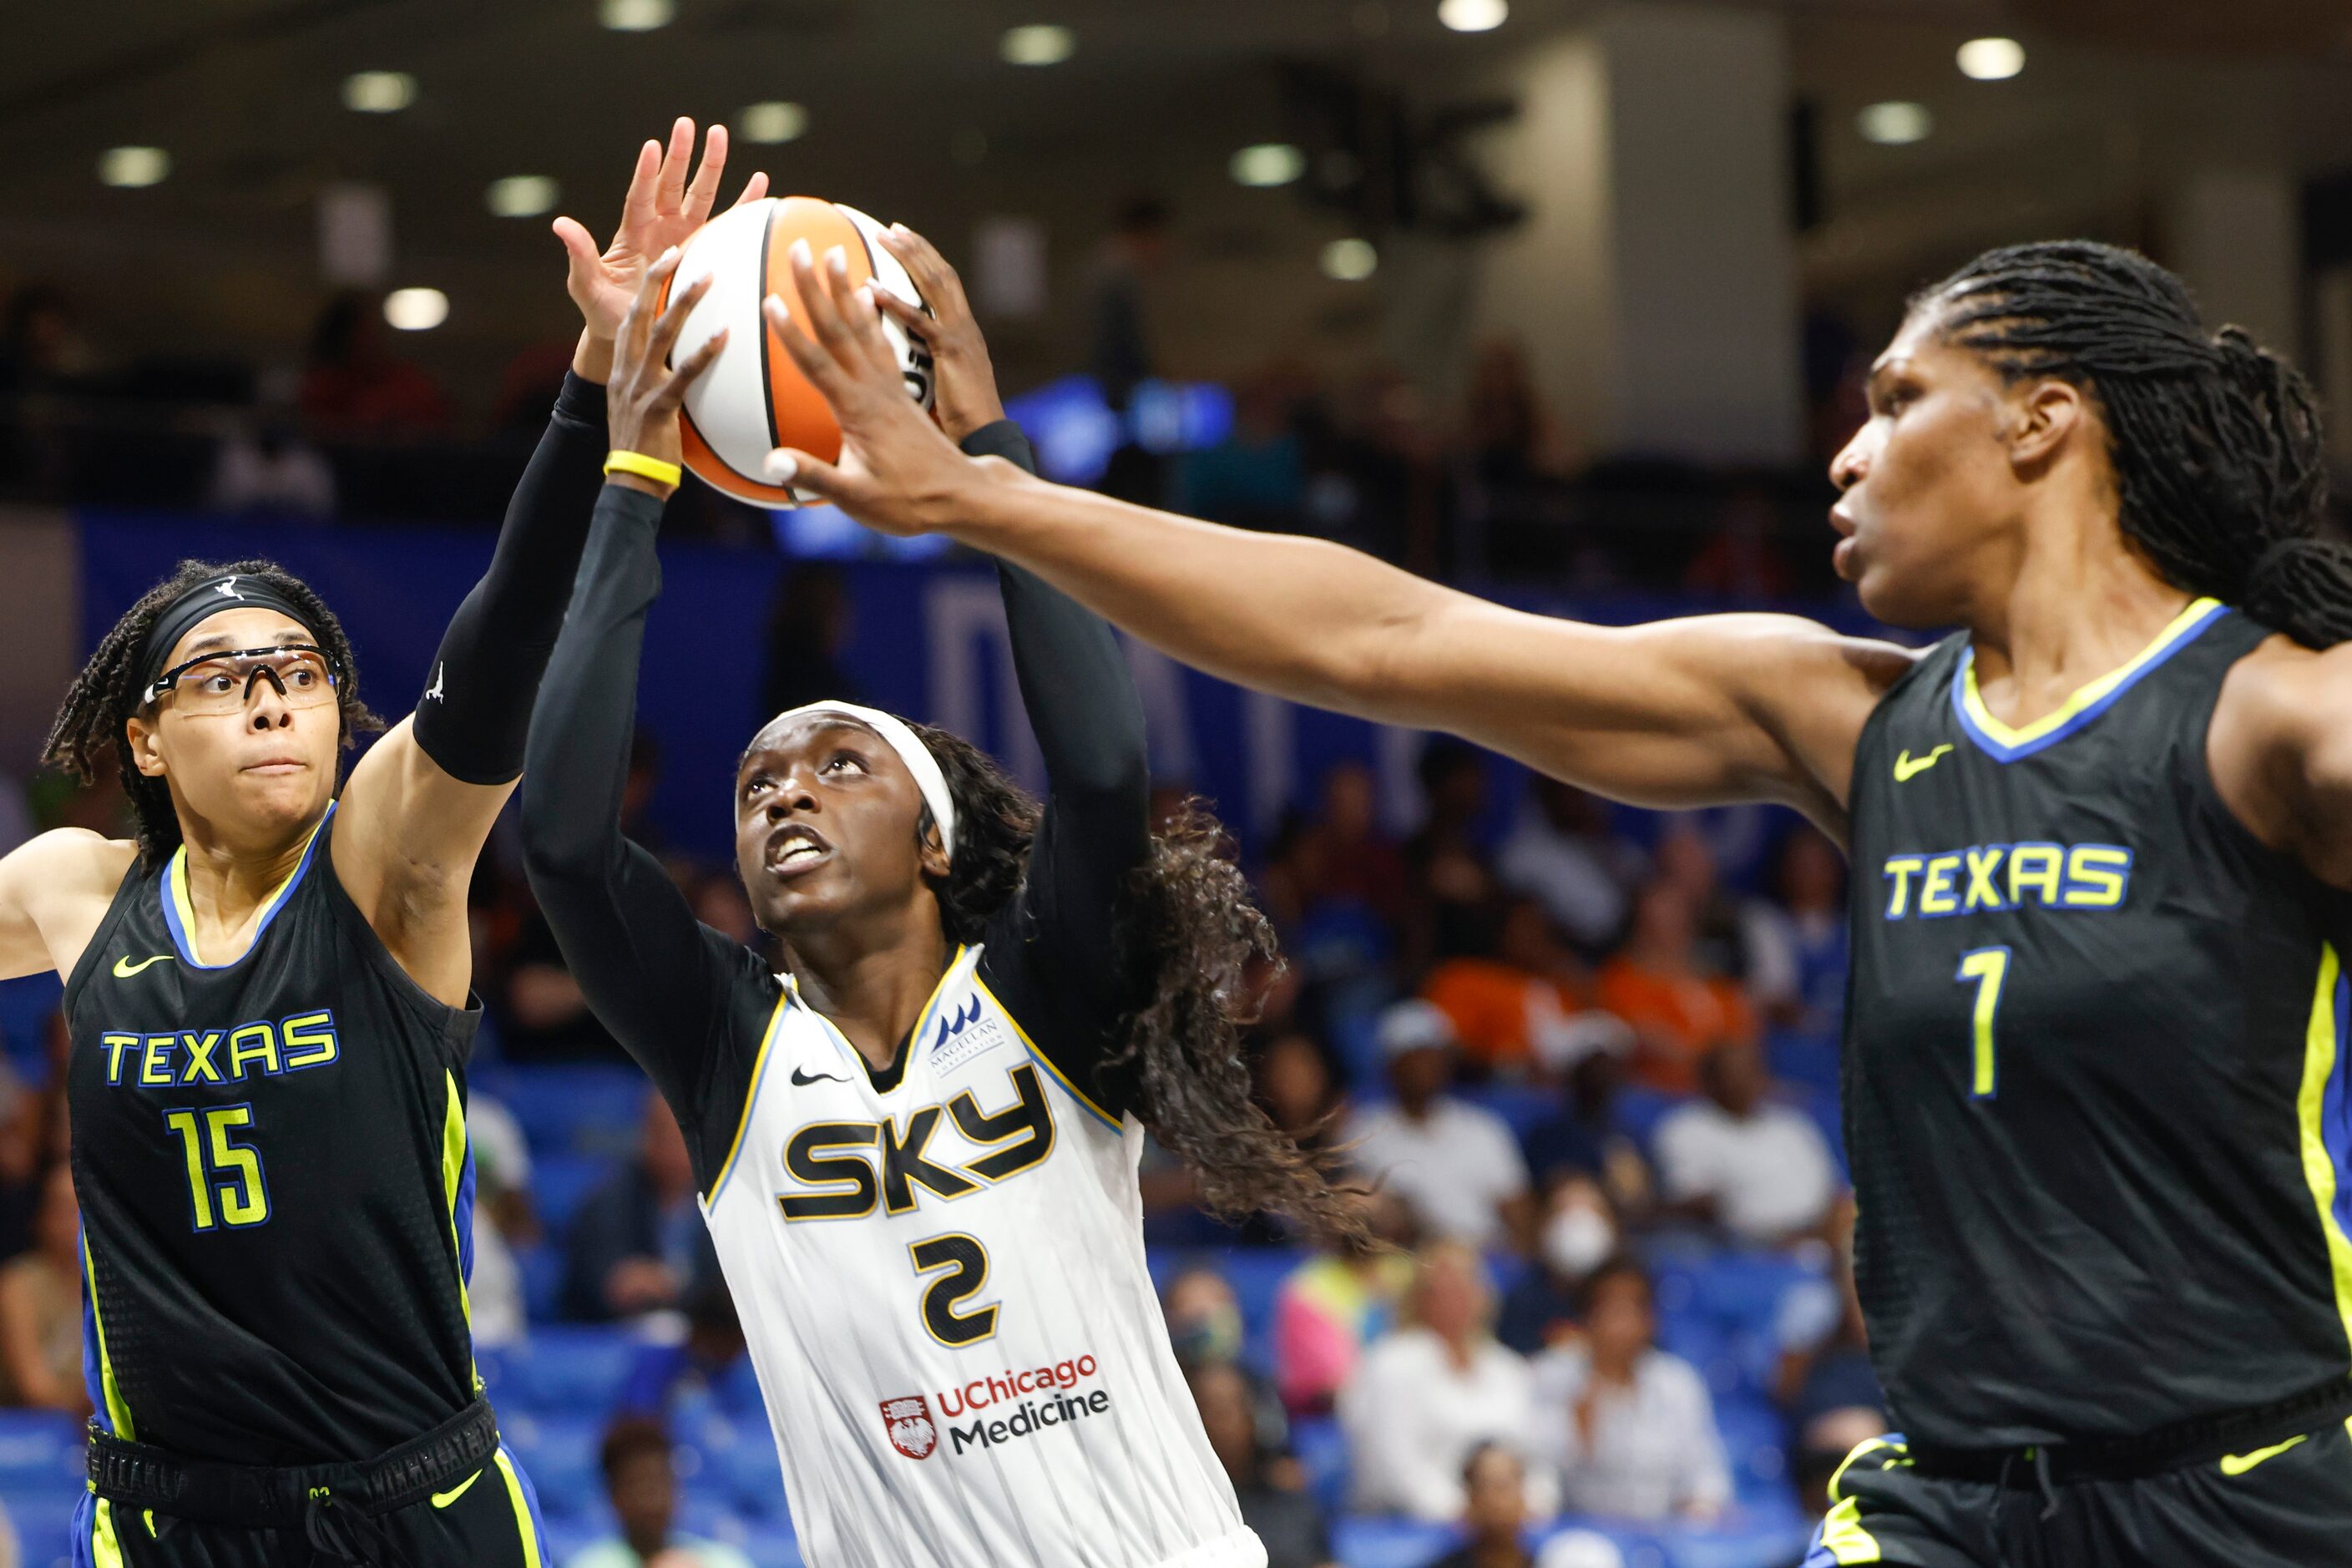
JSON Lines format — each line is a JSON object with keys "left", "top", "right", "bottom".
{"left": 660, "top": 195, "right": 933, "bottom": 508}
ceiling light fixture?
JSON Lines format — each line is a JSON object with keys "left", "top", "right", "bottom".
{"left": 384, "top": 287, "right": 449, "bottom": 331}
{"left": 1857, "top": 101, "right": 1933, "bottom": 144}
{"left": 1000, "top": 24, "right": 1075, "bottom": 66}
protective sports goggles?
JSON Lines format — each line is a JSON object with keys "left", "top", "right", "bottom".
{"left": 140, "top": 644, "right": 341, "bottom": 716}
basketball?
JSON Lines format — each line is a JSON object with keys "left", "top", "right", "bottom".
{"left": 660, "top": 195, "right": 933, "bottom": 508}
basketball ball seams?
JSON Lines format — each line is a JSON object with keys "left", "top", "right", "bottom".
{"left": 756, "top": 200, "right": 781, "bottom": 454}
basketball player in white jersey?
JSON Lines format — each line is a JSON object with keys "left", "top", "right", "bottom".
{"left": 518, "top": 233, "right": 1358, "bottom": 1565}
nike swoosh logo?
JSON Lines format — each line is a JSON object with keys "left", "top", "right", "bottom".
{"left": 1894, "top": 745, "right": 1954, "bottom": 782}
{"left": 112, "top": 954, "right": 173, "bottom": 978}
{"left": 430, "top": 1469, "right": 483, "bottom": 1508}
{"left": 2219, "top": 1434, "right": 2306, "bottom": 1476}
{"left": 790, "top": 1066, "right": 847, "bottom": 1086}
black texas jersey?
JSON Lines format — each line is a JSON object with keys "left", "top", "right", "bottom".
{"left": 63, "top": 803, "right": 482, "bottom": 1464}
{"left": 1844, "top": 600, "right": 2352, "bottom": 1449}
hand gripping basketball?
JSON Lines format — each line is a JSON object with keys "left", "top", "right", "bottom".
{"left": 760, "top": 241, "right": 999, "bottom": 537}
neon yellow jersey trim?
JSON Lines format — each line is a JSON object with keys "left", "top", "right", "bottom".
{"left": 439, "top": 1070, "right": 478, "bottom": 1389}
{"left": 493, "top": 1449, "right": 544, "bottom": 1568}
{"left": 164, "top": 806, "right": 333, "bottom": 966}
{"left": 1818, "top": 1496, "right": 1883, "bottom": 1564}
{"left": 82, "top": 1232, "right": 134, "bottom": 1439}
{"left": 89, "top": 1500, "right": 125, "bottom": 1568}
{"left": 2294, "top": 944, "right": 2352, "bottom": 1358}
{"left": 1961, "top": 596, "right": 2222, "bottom": 748}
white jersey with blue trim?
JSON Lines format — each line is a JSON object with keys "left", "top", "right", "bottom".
{"left": 700, "top": 944, "right": 1265, "bottom": 1568}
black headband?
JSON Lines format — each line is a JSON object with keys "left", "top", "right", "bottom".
{"left": 137, "top": 574, "right": 320, "bottom": 692}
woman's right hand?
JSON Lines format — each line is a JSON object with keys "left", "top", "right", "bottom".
{"left": 604, "top": 249, "right": 724, "bottom": 499}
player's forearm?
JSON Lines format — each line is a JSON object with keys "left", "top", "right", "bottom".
{"left": 520, "top": 483, "right": 665, "bottom": 882}
{"left": 948, "top": 470, "right": 1453, "bottom": 726}
{"left": 413, "top": 372, "right": 609, "bottom": 786}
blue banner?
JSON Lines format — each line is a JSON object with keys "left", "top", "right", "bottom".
{"left": 78, "top": 511, "right": 1884, "bottom": 870}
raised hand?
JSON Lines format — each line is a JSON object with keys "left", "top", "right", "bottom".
{"left": 604, "top": 248, "right": 725, "bottom": 498}
{"left": 872, "top": 225, "right": 1004, "bottom": 442}
{"left": 553, "top": 117, "right": 767, "bottom": 382}
{"left": 758, "top": 240, "right": 1005, "bottom": 536}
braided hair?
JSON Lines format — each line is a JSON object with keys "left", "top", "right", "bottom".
{"left": 1916, "top": 240, "right": 2351, "bottom": 648}
{"left": 909, "top": 722, "right": 1370, "bottom": 1248}
{"left": 41, "top": 559, "right": 382, "bottom": 868}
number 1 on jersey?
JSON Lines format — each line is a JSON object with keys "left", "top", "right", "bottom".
{"left": 1955, "top": 947, "right": 2011, "bottom": 1099}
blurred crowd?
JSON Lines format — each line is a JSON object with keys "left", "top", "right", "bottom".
{"left": 0, "top": 273, "right": 1883, "bottom": 598}
{"left": 0, "top": 712, "right": 1873, "bottom": 1566}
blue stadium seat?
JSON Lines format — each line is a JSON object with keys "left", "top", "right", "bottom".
{"left": 518, "top": 1323, "right": 640, "bottom": 1413}
{"left": 1764, "top": 1029, "right": 1839, "bottom": 1096}
{"left": 1712, "top": 1397, "right": 1793, "bottom": 1505}
{"left": 539, "top": 1515, "right": 606, "bottom": 1566}
{"left": 741, "top": 1521, "right": 804, "bottom": 1568}
{"left": 498, "top": 1411, "right": 604, "bottom": 1520}
{"left": 479, "top": 1064, "right": 651, "bottom": 1157}
{"left": 1611, "top": 1086, "right": 1681, "bottom": 1152}
{"left": 1291, "top": 1415, "right": 1351, "bottom": 1519}
{"left": 1459, "top": 1083, "right": 1557, "bottom": 1141}
{"left": 0, "top": 973, "right": 61, "bottom": 1083}
{"left": 532, "top": 1152, "right": 615, "bottom": 1234}
{"left": 1334, "top": 1516, "right": 1460, "bottom": 1568}
{"left": 3, "top": 1479, "right": 86, "bottom": 1554}
{"left": 516, "top": 1240, "right": 566, "bottom": 1323}
{"left": 0, "top": 1412, "right": 83, "bottom": 1490}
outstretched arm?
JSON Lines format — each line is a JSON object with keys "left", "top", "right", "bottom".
{"left": 519, "top": 253, "right": 746, "bottom": 1124}
{"left": 761, "top": 244, "right": 1909, "bottom": 832}
{"left": 336, "top": 120, "right": 767, "bottom": 1004}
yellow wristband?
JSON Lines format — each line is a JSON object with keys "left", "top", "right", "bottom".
{"left": 604, "top": 450, "right": 684, "bottom": 489}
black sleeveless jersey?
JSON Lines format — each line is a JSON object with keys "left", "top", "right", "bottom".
{"left": 1845, "top": 599, "right": 2352, "bottom": 1449}
{"left": 63, "top": 802, "right": 483, "bottom": 1464}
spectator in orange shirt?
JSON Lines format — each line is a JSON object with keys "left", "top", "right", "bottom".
{"left": 1421, "top": 897, "right": 1627, "bottom": 1080}
{"left": 1597, "top": 880, "right": 1758, "bottom": 1095}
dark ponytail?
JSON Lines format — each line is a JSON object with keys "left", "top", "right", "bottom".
{"left": 1920, "top": 241, "right": 2350, "bottom": 647}
{"left": 910, "top": 722, "right": 1370, "bottom": 1248}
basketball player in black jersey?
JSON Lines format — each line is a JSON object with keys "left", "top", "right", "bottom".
{"left": 0, "top": 120, "right": 759, "bottom": 1566}
{"left": 766, "top": 239, "right": 2352, "bottom": 1564}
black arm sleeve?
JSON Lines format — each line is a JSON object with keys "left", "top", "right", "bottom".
{"left": 413, "top": 372, "right": 609, "bottom": 786}
{"left": 962, "top": 422, "right": 1155, "bottom": 1120}
{"left": 518, "top": 481, "right": 776, "bottom": 1183}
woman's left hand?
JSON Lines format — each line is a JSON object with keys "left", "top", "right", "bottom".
{"left": 872, "top": 225, "right": 1005, "bottom": 443}
{"left": 554, "top": 117, "right": 767, "bottom": 383}
{"left": 604, "top": 249, "right": 725, "bottom": 498}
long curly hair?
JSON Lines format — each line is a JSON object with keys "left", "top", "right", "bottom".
{"left": 909, "top": 722, "right": 1368, "bottom": 1247}
{"left": 43, "top": 558, "right": 382, "bottom": 867}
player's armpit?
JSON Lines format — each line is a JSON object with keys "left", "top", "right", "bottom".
{"left": 330, "top": 717, "right": 513, "bottom": 1003}
{"left": 0, "top": 828, "right": 138, "bottom": 981}
{"left": 1378, "top": 601, "right": 1914, "bottom": 828}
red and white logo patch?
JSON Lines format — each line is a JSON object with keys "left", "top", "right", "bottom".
{"left": 881, "top": 1394, "right": 937, "bottom": 1459}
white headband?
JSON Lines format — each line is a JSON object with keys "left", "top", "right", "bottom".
{"left": 768, "top": 701, "right": 956, "bottom": 859}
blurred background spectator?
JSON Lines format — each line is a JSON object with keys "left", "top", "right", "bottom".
{"left": 1340, "top": 1242, "right": 1555, "bottom": 1522}
{"left": 1530, "top": 1260, "right": 1731, "bottom": 1524}
{"left": 562, "top": 1095, "right": 722, "bottom": 1323}
{"left": 1190, "top": 1361, "right": 1338, "bottom": 1568}
{"left": 568, "top": 1417, "right": 755, "bottom": 1568}
{"left": 1345, "top": 1003, "right": 1531, "bottom": 1252}
{"left": 1653, "top": 1041, "right": 1838, "bottom": 1251}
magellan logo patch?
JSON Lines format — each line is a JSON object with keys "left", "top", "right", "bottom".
{"left": 882, "top": 1395, "right": 937, "bottom": 1459}
{"left": 928, "top": 994, "right": 1007, "bottom": 1075}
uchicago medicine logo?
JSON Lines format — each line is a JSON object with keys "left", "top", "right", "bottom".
{"left": 881, "top": 1395, "right": 938, "bottom": 1459}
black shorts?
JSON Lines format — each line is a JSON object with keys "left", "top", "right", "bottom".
{"left": 1803, "top": 1420, "right": 2352, "bottom": 1568}
{"left": 70, "top": 1444, "right": 549, "bottom": 1568}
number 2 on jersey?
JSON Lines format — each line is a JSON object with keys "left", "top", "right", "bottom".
{"left": 910, "top": 1232, "right": 999, "bottom": 1347}
{"left": 1955, "top": 947, "right": 2011, "bottom": 1099}
{"left": 164, "top": 1105, "right": 271, "bottom": 1231}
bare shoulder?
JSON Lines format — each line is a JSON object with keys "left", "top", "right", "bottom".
{"left": 7, "top": 828, "right": 138, "bottom": 895}
{"left": 0, "top": 828, "right": 139, "bottom": 980}
{"left": 1708, "top": 615, "right": 1922, "bottom": 809}
{"left": 2211, "top": 634, "right": 2352, "bottom": 884}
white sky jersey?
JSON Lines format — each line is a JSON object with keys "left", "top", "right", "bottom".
{"left": 700, "top": 945, "right": 1266, "bottom": 1568}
